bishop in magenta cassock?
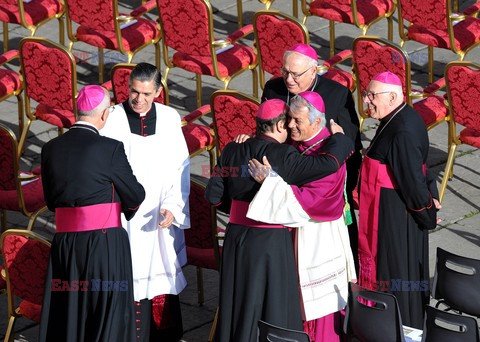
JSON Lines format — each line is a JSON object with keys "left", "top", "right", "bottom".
{"left": 247, "top": 91, "right": 356, "bottom": 342}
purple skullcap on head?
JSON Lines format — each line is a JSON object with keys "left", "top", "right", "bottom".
{"left": 76, "top": 85, "right": 106, "bottom": 111}
{"left": 372, "top": 71, "right": 402, "bottom": 86}
{"left": 287, "top": 43, "right": 318, "bottom": 61}
{"left": 257, "top": 99, "right": 287, "bottom": 120}
{"left": 297, "top": 91, "right": 325, "bottom": 113}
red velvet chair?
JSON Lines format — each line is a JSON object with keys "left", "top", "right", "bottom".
{"left": 301, "top": 0, "right": 395, "bottom": 57}
{"left": 0, "top": 229, "right": 51, "bottom": 342}
{"left": 0, "top": 123, "right": 47, "bottom": 232}
{"left": 63, "top": 0, "right": 160, "bottom": 83}
{"left": 185, "top": 179, "right": 223, "bottom": 305}
{"left": 210, "top": 90, "right": 260, "bottom": 156}
{"left": 185, "top": 178, "right": 222, "bottom": 341}
{"left": 18, "top": 37, "right": 78, "bottom": 153}
{"left": 0, "top": 50, "right": 23, "bottom": 137}
{"left": 157, "top": 0, "right": 258, "bottom": 109}
{"left": 352, "top": 36, "right": 448, "bottom": 132}
{"left": 439, "top": 61, "right": 480, "bottom": 203}
{"left": 253, "top": 10, "right": 354, "bottom": 91}
{"left": 237, "top": 0, "right": 300, "bottom": 28}
{"left": 0, "top": 0, "right": 64, "bottom": 52}
{"left": 104, "top": 63, "right": 216, "bottom": 169}
{"left": 397, "top": 0, "right": 480, "bottom": 83}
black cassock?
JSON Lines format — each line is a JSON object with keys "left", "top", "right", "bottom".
{"left": 39, "top": 123, "right": 145, "bottom": 342}
{"left": 206, "top": 134, "right": 354, "bottom": 342}
{"left": 358, "top": 104, "right": 438, "bottom": 329}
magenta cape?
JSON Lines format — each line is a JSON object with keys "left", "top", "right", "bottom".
{"left": 290, "top": 128, "right": 346, "bottom": 221}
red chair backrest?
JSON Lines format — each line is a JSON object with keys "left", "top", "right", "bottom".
{"left": 185, "top": 180, "right": 215, "bottom": 250}
{"left": 211, "top": 91, "right": 259, "bottom": 153}
{"left": 446, "top": 63, "right": 480, "bottom": 131}
{"left": 0, "top": 124, "right": 17, "bottom": 191}
{"left": 353, "top": 38, "right": 408, "bottom": 96}
{"left": 2, "top": 232, "right": 50, "bottom": 305}
{"left": 399, "top": 0, "right": 448, "bottom": 31}
{"left": 157, "top": 0, "right": 212, "bottom": 57}
{"left": 20, "top": 39, "right": 75, "bottom": 111}
{"left": 66, "top": 0, "right": 115, "bottom": 31}
{"left": 111, "top": 65, "right": 165, "bottom": 104}
{"left": 254, "top": 11, "right": 309, "bottom": 78}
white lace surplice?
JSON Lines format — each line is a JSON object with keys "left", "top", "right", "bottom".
{"left": 247, "top": 173, "right": 356, "bottom": 321}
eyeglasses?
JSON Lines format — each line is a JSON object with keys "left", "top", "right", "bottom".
{"left": 281, "top": 67, "right": 312, "bottom": 80}
{"left": 103, "top": 106, "right": 114, "bottom": 114}
{"left": 361, "top": 90, "right": 391, "bottom": 101}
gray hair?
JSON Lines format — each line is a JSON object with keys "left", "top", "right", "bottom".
{"left": 290, "top": 95, "right": 326, "bottom": 129}
{"left": 283, "top": 51, "right": 318, "bottom": 69}
{"left": 77, "top": 89, "right": 110, "bottom": 118}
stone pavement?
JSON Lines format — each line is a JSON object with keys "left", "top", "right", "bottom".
{"left": 0, "top": 0, "right": 479, "bottom": 341}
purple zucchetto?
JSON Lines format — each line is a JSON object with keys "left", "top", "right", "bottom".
{"left": 256, "top": 99, "right": 288, "bottom": 120}
{"left": 76, "top": 85, "right": 106, "bottom": 111}
{"left": 287, "top": 43, "right": 318, "bottom": 61}
{"left": 297, "top": 91, "right": 325, "bottom": 113}
{"left": 372, "top": 71, "right": 402, "bottom": 86}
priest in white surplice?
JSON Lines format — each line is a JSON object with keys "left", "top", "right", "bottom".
{"left": 101, "top": 63, "right": 190, "bottom": 342}
{"left": 247, "top": 92, "right": 356, "bottom": 342}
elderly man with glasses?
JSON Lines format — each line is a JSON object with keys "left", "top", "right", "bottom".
{"left": 262, "top": 43, "right": 362, "bottom": 274}
{"left": 358, "top": 71, "right": 441, "bottom": 329}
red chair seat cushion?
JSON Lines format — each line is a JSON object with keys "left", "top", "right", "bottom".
{"left": 460, "top": 127, "right": 480, "bottom": 148}
{"left": 186, "top": 246, "right": 218, "bottom": 270}
{"left": 0, "top": 69, "right": 21, "bottom": 99}
{"left": 19, "top": 300, "right": 42, "bottom": 322}
{"left": 310, "top": 0, "right": 394, "bottom": 26}
{"left": 76, "top": 16, "right": 159, "bottom": 52}
{"left": 408, "top": 17, "right": 480, "bottom": 50}
{"left": 182, "top": 123, "right": 214, "bottom": 155}
{"left": 0, "top": 0, "right": 62, "bottom": 26}
{"left": 35, "top": 103, "right": 75, "bottom": 128}
{"left": 172, "top": 44, "right": 256, "bottom": 77}
{"left": 413, "top": 95, "right": 448, "bottom": 127}
{"left": 0, "top": 177, "right": 45, "bottom": 212}
{"left": 321, "top": 68, "right": 354, "bottom": 91}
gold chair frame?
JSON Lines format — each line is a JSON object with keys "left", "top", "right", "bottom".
{"left": 301, "top": 0, "right": 395, "bottom": 57}
{"left": 0, "top": 229, "right": 51, "bottom": 342}
{"left": 237, "top": 0, "right": 300, "bottom": 28}
{"left": 438, "top": 61, "right": 480, "bottom": 203}
{"left": 18, "top": 37, "right": 78, "bottom": 155}
{"left": 0, "top": 123, "right": 48, "bottom": 232}
{"left": 158, "top": 0, "right": 258, "bottom": 109}
{"left": 352, "top": 36, "right": 448, "bottom": 132}
{"left": 2, "top": 0, "right": 64, "bottom": 52}
{"left": 64, "top": 0, "right": 160, "bottom": 84}
{"left": 397, "top": 0, "right": 480, "bottom": 84}
{"left": 253, "top": 10, "right": 310, "bottom": 90}
{"left": 0, "top": 52, "right": 24, "bottom": 138}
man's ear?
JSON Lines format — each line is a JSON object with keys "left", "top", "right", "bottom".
{"left": 155, "top": 87, "right": 162, "bottom": 99}
{"left": 390, "top": 91, "right": 397, "bottom": 104}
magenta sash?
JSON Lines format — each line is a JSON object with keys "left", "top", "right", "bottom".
{"left": 230, "top": 199, "right": 285, "bottom": 228}
{"left": 56, "top": 202, "right": 122, "bottom": 233}
{"left": 358, "top": 156, "right": 397, "bottom": 290}
{"left": 358, "top": 157, "right": 427, "bottom": 290}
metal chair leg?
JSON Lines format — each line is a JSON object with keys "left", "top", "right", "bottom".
{"left": 329, "top": 20, "right": 336, "bottom": 57}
